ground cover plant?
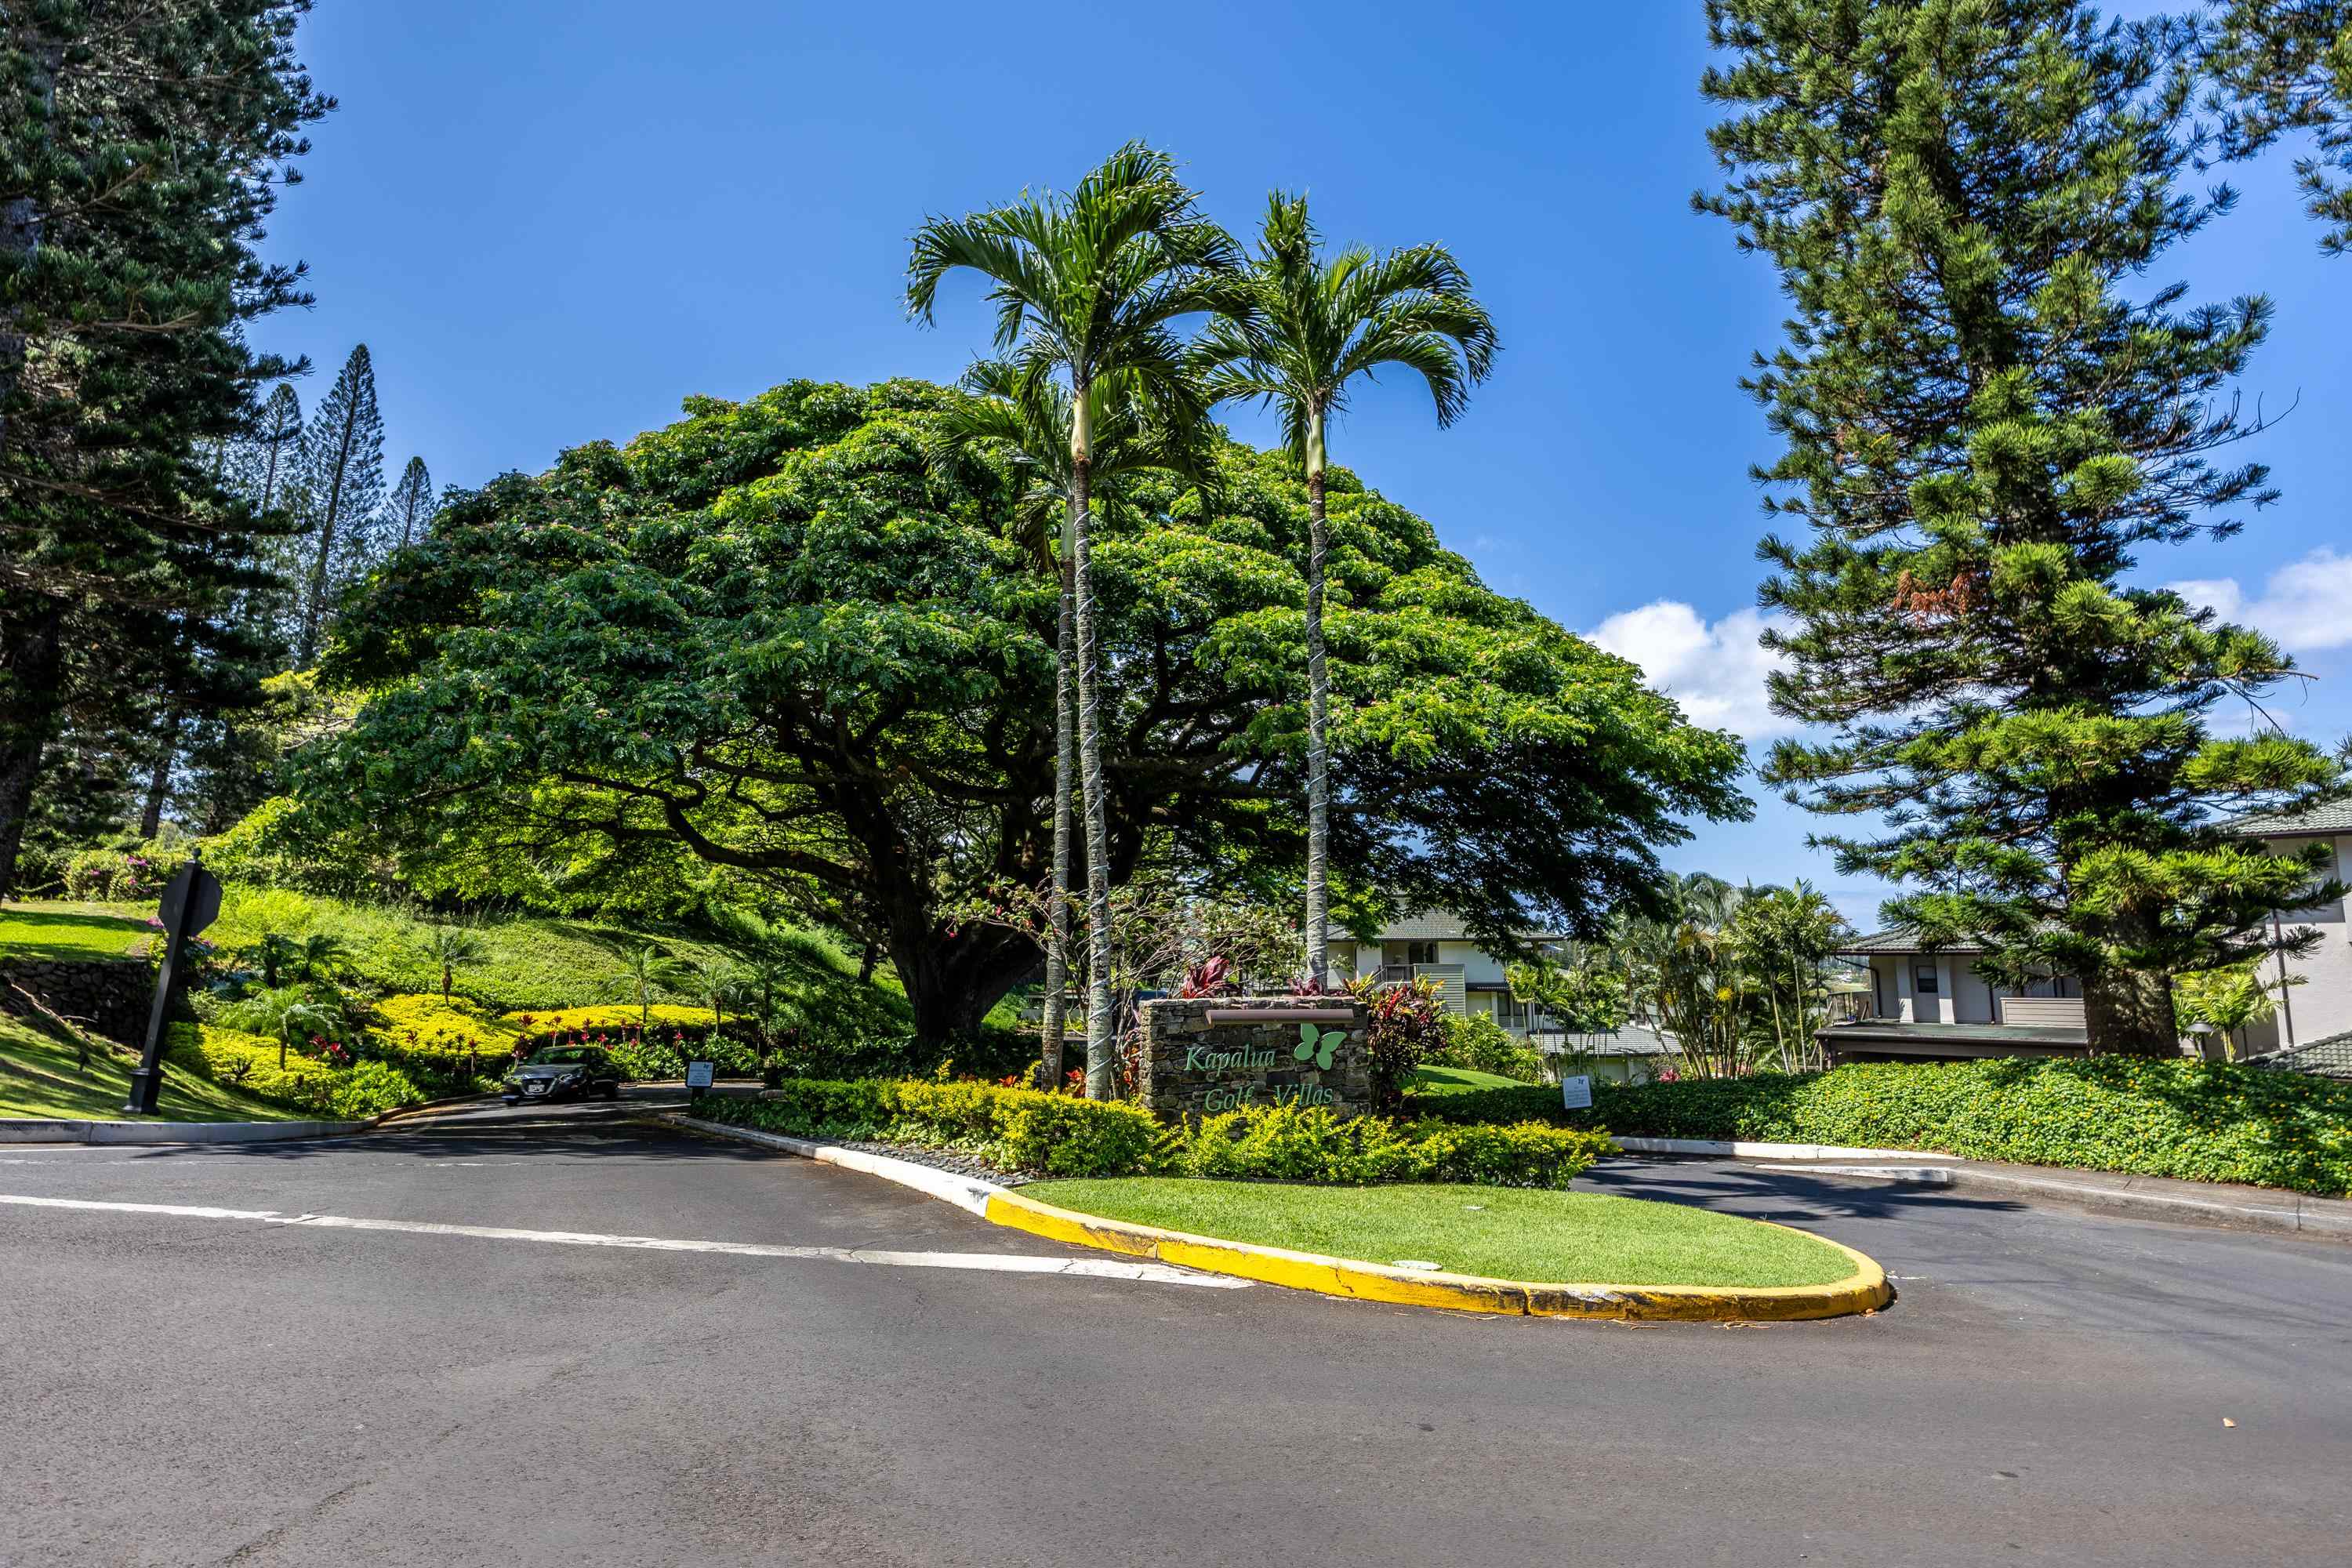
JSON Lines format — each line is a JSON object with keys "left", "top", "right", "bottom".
{"left": 1021, "top": 1178, "right": 1855, "bottom": 1288}
{"left": 1407, "top": 1058, "right": 2352, "bottom": 1196}
{"left": 694, "top": 1080, "right": 1613, "bottom": 1187}
{"left": 0, "top": 1013, "right": 299, "bottom": 1123}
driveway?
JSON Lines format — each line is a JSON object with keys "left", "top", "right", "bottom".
{"left": 2, "top": 1104, "right": 2347, "bottom": 1566}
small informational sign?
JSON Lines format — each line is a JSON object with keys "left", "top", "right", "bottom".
{"left": 684, "top": 1060, "right": 716, "bottom": 1091}
{"left": 1560, "top": 1074, "right": 1593, "bottom": 1111}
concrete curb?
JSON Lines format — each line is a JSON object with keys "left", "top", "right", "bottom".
{"left": 660, "top": 1114, "right": 1002, "bottom": 1216}
{"left": 982, "top": 1189, "right": 1891, "bottom": 1322}
{"left": 1750, "top": 1160, "right": 2350, "bottom": 1240}
{"left": 0, "top": 1116, "right": 372, "bottom": 1145}
{"left": 661, "top": 1112, "right": 1893, "bottom": 1321}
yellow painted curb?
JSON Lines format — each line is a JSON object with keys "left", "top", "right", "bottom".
{"left": 982, "top": 1189, "right": 1893, "bottom": 1321}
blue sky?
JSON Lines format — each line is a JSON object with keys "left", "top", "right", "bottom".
{"left": 259, "top": 1, "right": 2350, "bottom": 928}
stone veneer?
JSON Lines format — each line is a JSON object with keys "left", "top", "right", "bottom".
{"left": 1138, "top": 996, "right": 1371, "bottom": 1123}
{"left": 0, "top": 956, "right": 155, "bottom": 1045}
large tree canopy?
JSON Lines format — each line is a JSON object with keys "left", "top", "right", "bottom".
{"left": 303, "top": 379, "right": 1747, "bottom": 1040}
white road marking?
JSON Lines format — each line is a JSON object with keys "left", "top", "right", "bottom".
{"left": 0, "top": 1192, "right": 1248, "bottom": 1290}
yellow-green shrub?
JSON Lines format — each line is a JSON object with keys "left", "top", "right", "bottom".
{"left": 166, "top": 1024, "right": 423, "bottom": 1119}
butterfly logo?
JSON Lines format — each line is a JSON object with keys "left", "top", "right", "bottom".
{"left": 1294, "top": 1022, "right": 1343, "bottom": 1071}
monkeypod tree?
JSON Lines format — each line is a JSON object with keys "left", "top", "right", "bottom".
{"left": 1699, "top": 0, "right": 2348, "bottom": 1053}
{"left": 302, "top": 379, "right": 1746, "bottom": 1049}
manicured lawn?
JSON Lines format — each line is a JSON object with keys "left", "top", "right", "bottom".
{"left": 0, "top": 902, "right": 154, "bottom": 961}
{"left": 1410, "top": 1064, "right": 1529, "bottom": 1095}
{"left": 0, "top": 1014, "right": 299, "bottom": 1123}
{"left": 1022, "top": 1178, "right": 1856, "bottom": 1288}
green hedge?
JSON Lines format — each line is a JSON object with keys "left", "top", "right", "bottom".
{"left": 1405, "top": 1058, "right": 2352, "bottom": 1197}
{"left": 692, "top": 1080, "right": 1616, "bottom": 1188}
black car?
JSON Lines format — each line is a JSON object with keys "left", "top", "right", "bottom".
{"left": 502, "top": 1044, "right": 623, "bottom": 1105}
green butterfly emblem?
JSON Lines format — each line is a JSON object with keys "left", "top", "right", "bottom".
{"left": 1294, "top": 1022, "right": 1343, "bottom": 1071}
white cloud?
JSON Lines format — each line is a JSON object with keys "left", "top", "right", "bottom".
{"left": 2169, "top": 549, "right": 2352, "bottom": 652}
{"left": 1584, "top": 600, "right": 1797, "bottom": 741}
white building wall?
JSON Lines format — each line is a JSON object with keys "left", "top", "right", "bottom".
{"left": 2242, "top": 833, "right": 2352, "bottom": 1053}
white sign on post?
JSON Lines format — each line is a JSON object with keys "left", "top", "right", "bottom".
{"left": 684, "top": 1060, "right": 716, "bottom": 1091}
{"left": 1560, "top": 1074, "right": 1593, "bottom": 1111}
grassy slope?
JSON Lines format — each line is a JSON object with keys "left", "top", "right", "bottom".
{"left": 1410, "top": 1065, "right": 1528, "bottom": 1096}
{"left": 0, "top": 902, "right": 154, "bottom": 961}
{"left": 1023, "top": 1178, "right": 1855, "bottom": 1288}
{"left": 0, "top": 1011, "right": 299, "bottom": 1122}
{"left": 200, "top": 887, "right": 936, "bottom": 1035}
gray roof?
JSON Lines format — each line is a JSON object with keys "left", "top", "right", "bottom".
{"left": 2242, "top": 1029, "right": 2352, "bottom": 1083}
{"left": 1364, "top": 910, "right": 1565, "bottom": 943}
{"left": 2226, "top": 801, "right": 2352, "bottom": 839}
{"left": 1837, "top": 927, "right": 1989, "bottom": 956}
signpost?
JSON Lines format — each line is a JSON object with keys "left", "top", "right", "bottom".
{"left": 684, "top": 1058, "right": 715, "bottom": 1103}
{"left": 124, "top": 851, "right": 224, "bottom": 1115}
{"left": 1560, "top": 1073, "right": 1593, "bottom": 1112}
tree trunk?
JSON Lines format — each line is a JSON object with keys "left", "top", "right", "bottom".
{"left": 297, "top": 405, "right": 362, "bottom": 667}
{"left": 1302, "top": 408, "right": 1332, "bottom": 988}
{"left": 1037, "top": 493, "right": 1079, "bottom": 1090}
{"left": 0, "top": 599, "right": 67, "bottom": 900}
{"left": 2083, "top": 967, "right": 2180, "bottom": 1057}
{"left": 138, "top": 718, "right": 176, "bottom": 839}
{"left": 1067, "top": 387, "right": 1120, "bottom": 1099}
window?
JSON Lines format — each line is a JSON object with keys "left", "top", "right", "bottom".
{"left": 1913, "top": 962, "right": 1939, "bottom": 995}
{"left": 1383, "top": 941, "right": 1439, "bottom": 967}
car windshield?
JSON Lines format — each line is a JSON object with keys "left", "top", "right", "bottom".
{"left": 527, "top": 1047, "right": 602, "bottom": 1065}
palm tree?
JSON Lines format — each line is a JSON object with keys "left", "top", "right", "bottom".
{"left": 1198, "top": 194, "right": 1496, "bottom": 987}
{"left": 224, "top": 984, "right": 343, "bottom": 1072}
{"left": 907, "top": 143, "right": 1240, "bottom": 1098}
{"left": 297, "top": 933, "right": 347, "bottom": 984}
{"left": 414, "top": 921, "right": 487, "bottom": 1004}
{"left": 612, "top": 944, "right": 689, "bottom": 1028}
{"left": 930, "top": 359, "right": 1217, "bottom": 1088}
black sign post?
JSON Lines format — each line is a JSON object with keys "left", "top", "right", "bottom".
{"left": 123, "top": 850, "right": 224, "bottom": 1116}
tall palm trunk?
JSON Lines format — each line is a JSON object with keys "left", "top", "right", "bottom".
{"left": 1302, "top": 408, "right": 1332, "bottom": 987}
{"left": 1036, "top": 504, "right": 1079, "bottom": 1089}
{"left": 1068, "top": 387, "right": 1119, "bottom": 1098}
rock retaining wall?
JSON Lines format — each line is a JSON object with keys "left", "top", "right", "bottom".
{"left": 1137, "top": 996, "right": 1371, "bottom": 1122}
{"left": 0, "top": 957, "right": 154, "bottom": 1045}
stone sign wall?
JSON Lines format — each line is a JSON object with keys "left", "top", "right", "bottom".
{"left": 0, "top": 956, "right": 154, "bottom": 1045}
{"left": 1138, "top": 996, "right": 1371, "bottom": 1123}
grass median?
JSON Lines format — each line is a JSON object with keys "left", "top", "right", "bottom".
{"left": 1021, "top": 1177, "right": 1857, "bottom": 1288}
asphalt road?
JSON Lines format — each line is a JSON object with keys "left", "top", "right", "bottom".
{"left": 4, "top": 1102, "right": 2349, "bottom": 1568}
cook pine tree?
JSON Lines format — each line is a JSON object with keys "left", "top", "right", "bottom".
{"left": 1698, "top": 0, "right": 2348, "bottom": 1053}
{"left": 0, "top": 3, "right": 327, "bottom": 897}
{"left": 382, "top": 456, "right": 434, "bottom": 550}
{"left": 293, "top": 344, "right": 387, "bottom": 666}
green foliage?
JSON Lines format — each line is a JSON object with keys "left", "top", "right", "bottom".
{"left": 60, "top": 842, "right": 190, "bottom": 903}
{"left": 1410, "top": 1058, "right": 2352, "bottom": 1197}
{"left": 1171, "top": 1103, "right": 1613, "bottom": 1189}
{"left": 0, "top": 3, "right": 328, "bottom": 899}
{"left": 1699, "top": 0, "right": 2350, "bottom": 1051}
{"left": 2202, "top": 0, "right": 2352, "bottom": 255}
{"left": 699, "top": 1079, "right": 1161, "bottom": 1178}
{"left": 325, "top": 1058, "right": 426, "bottom": 1119}
{"left": 1352, "top": 975, "right": 1451, "bottom": 1111}
{"left": 1432, "top": 1014, "right": 1543, "bottom": 1083}
{"left": 304, "top": 376, "right": 1748, "bottom": 1044}
{"left": 695, "top": 1081, "right": 1612, "bottom": 1189}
